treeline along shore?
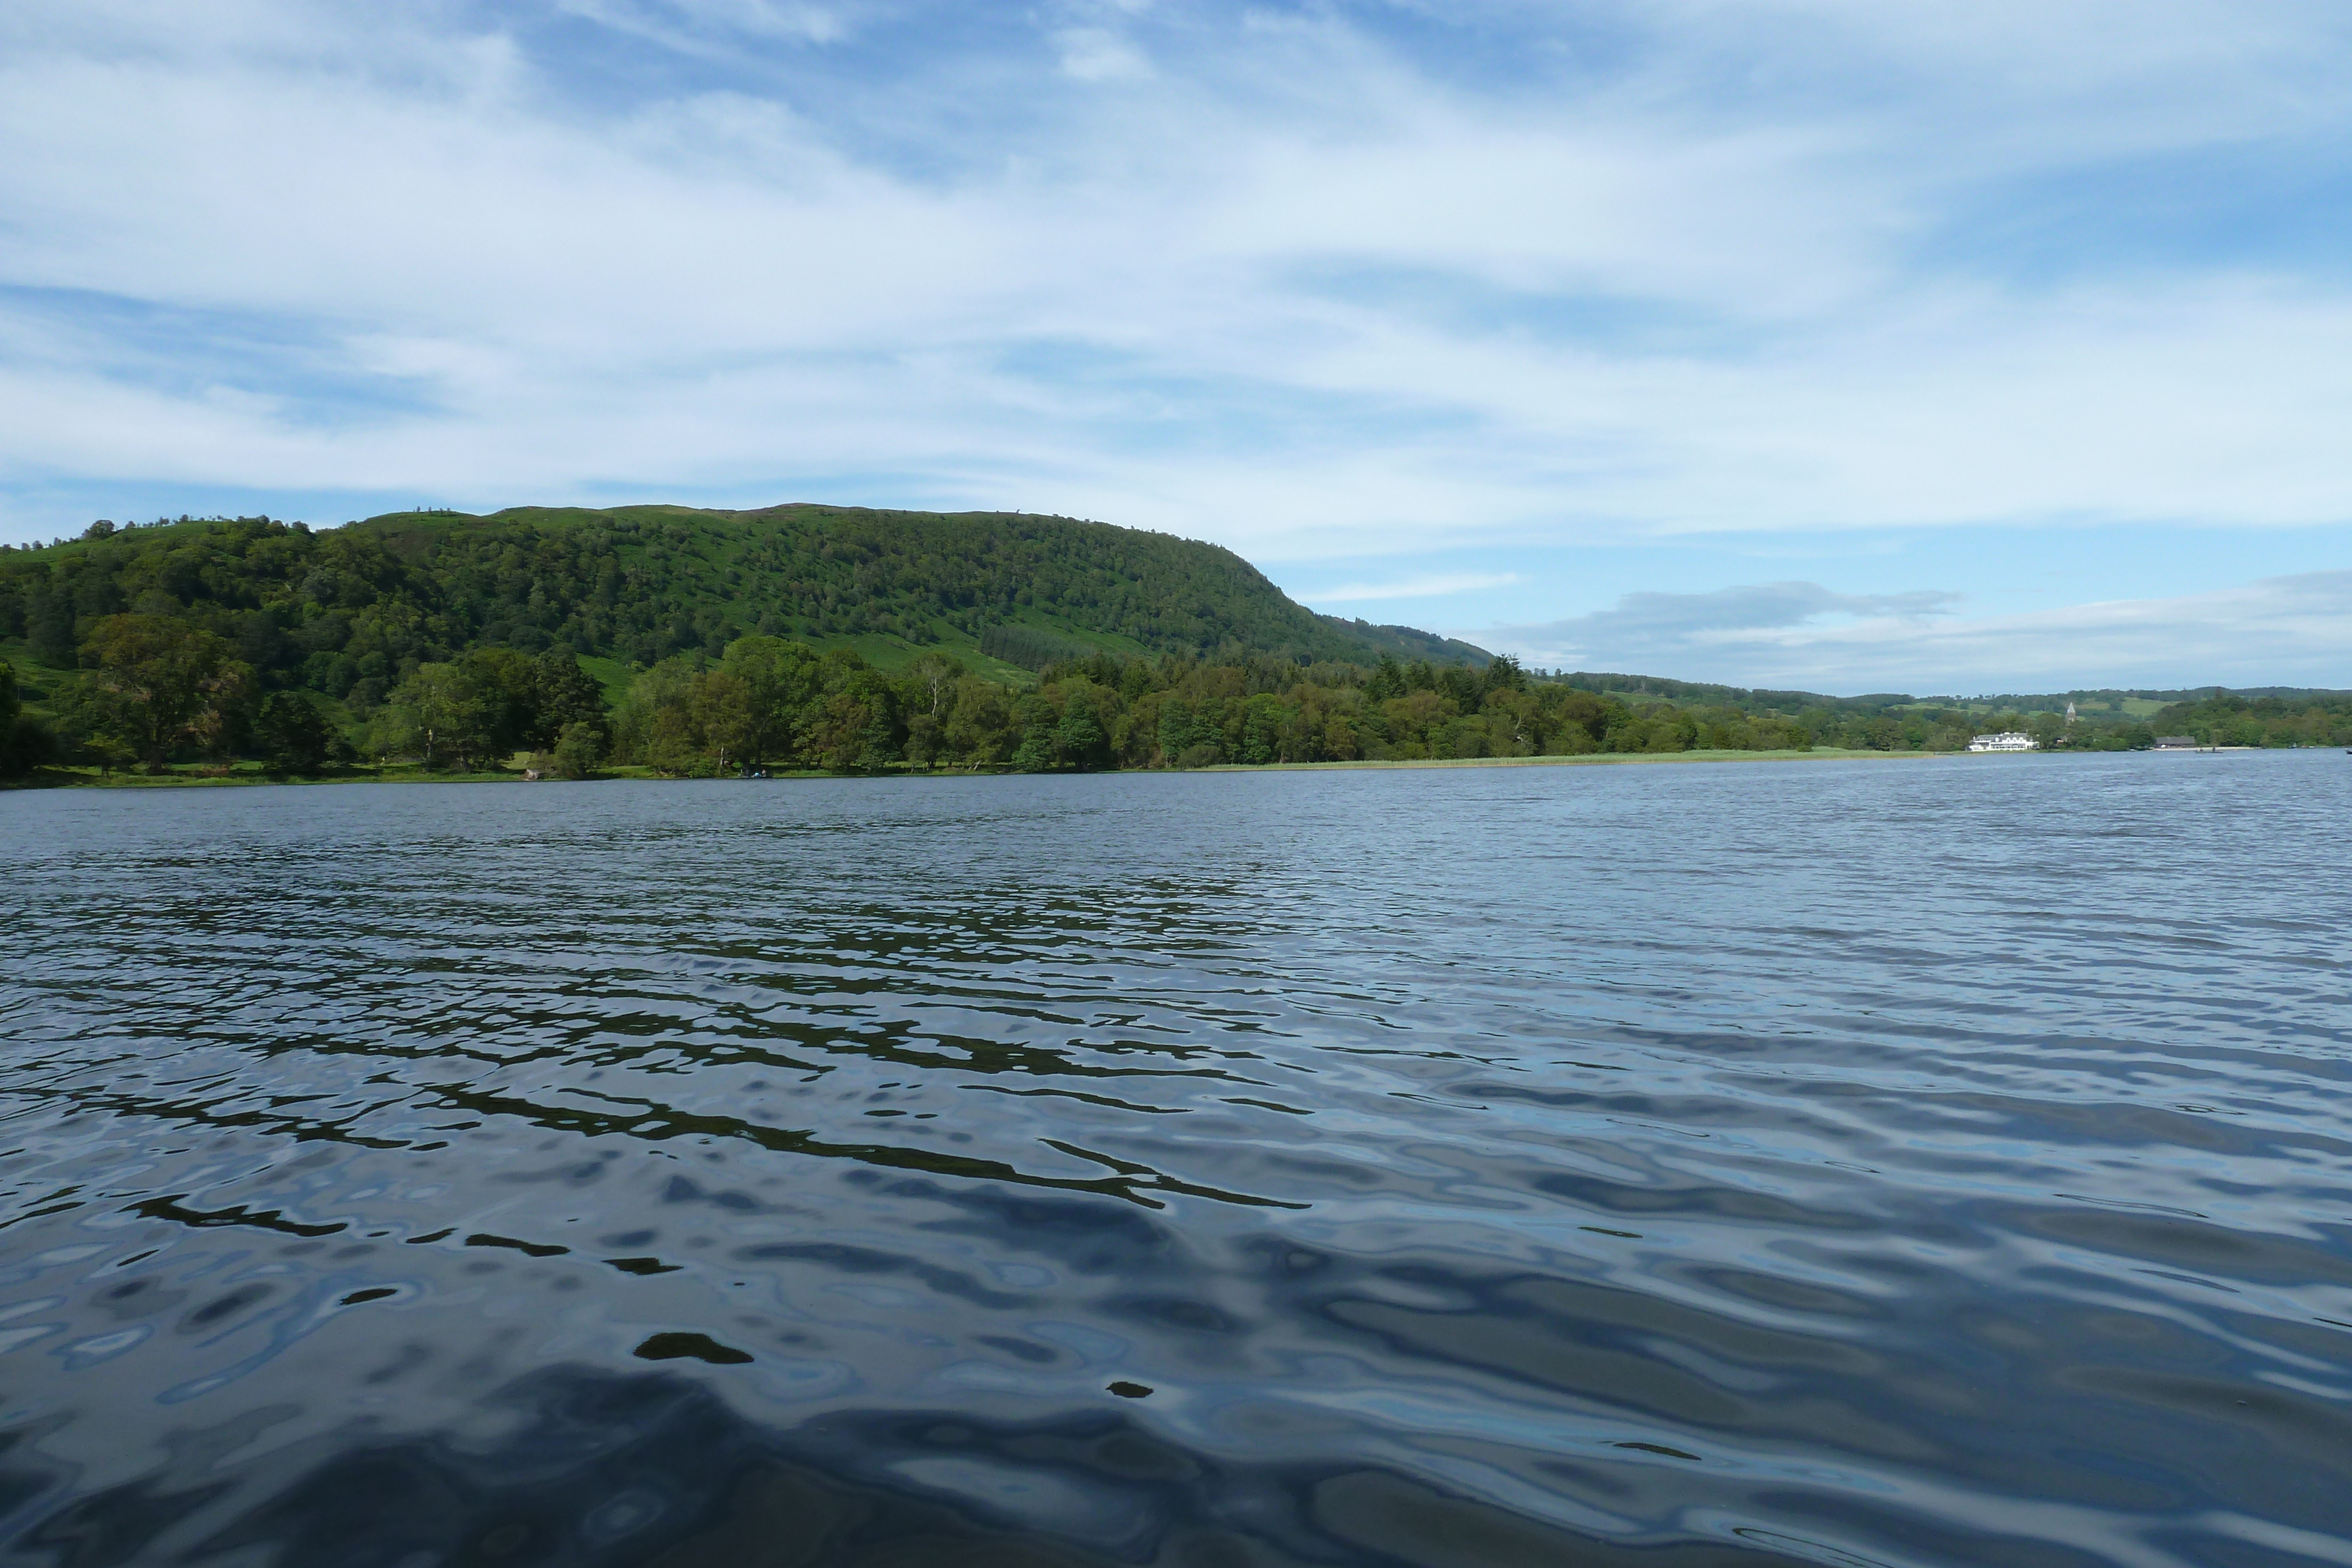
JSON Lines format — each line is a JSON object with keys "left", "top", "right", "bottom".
{"left": 2, "top": 510, "right": 2348, "bottom": 784}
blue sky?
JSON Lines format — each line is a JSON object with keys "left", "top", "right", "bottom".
{"left": 2, "top": 0, "right": 2349, "bottom": 693}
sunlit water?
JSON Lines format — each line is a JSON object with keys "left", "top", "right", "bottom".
{"left": 2, "top": 752, "right": 2349, "bottom": 1567}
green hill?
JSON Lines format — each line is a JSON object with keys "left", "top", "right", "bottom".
{"left": 1531, "top": 671, "right": 2352, "bottom": 750}
{"left": 0, "top": 504, "right": 1488, "bottom": 710}
{"left": 8, "top": 507, "right": 2348, "bottom": 779}
{"left": 1318, "top": 615, "right": 1493, "bottom": 666}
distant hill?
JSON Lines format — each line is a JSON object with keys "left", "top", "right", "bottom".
{"left": 1954, "top": 685, "right": 2352, "bottom": 711}
{"left": 1545, "top": 670, "right": 1910, "bottom": 714}
{"left": 0, "top": 505, "right": 1488, "bottom": 706}
{"left": 1544, "top": 671, "right": 2352, "bottom": 718}
{"left": 1317, "top": 615, "right": 1494, "bottom": 666}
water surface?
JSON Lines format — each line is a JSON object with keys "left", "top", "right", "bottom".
{"left": 3, "top": 753, "right": 2350, "bottom": 1566}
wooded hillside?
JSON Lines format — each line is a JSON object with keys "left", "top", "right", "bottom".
{"left": 0, "top": 506, "right": 1486, "bottom": 713}
{"left": 5, "top": 507, "right": 2341, "bottom": 781}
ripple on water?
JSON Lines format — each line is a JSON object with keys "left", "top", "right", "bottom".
{"left": 2, "top": 753, "right": 2350, "bottom": 1566}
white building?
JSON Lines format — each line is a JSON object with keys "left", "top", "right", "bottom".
{"left": 1969, "top": 731, "right": 2037, "bottom": 751}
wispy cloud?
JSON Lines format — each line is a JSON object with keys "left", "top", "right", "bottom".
{"left": 1055, "top": 28, "right": 1150, "bottom": 82}
{"left": 1302, "top": 571, "right": 1521, "bottom": 604}
{"left": 1499, "top": 582, "right": 1957, "bottom": 645}
{"left": 552, "top": 0, "right": 847, "bottom": 48}
{"left": 1477, "top": 571, "right": 2352, "bottom": 693}
{"left": 0, "top": 0, "right": 2346, "bottom": 683}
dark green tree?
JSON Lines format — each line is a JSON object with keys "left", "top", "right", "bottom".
{"left": 0, "top": 657, "right": 39, "bottom": 777}
{"left": 533, "top": 648, "right": 607, "bottom": 748}
{"left": 26, "top": 582, "right": 75, "bottom": 668}
{"left": 256, "top": 691, "right": 332, "bottom": 773}
{"left": 803, "top": 657, "right": 901, "bottom": 771}
{"left": 1240, "top": 692, "right": 1285, "bottom": 764}
{"left": 941, "top": 677, "right": 1014, "bottom": 765}
{"left": 550, "top": 720, "right": 603, "bottom": 780}
{"left": 721, "top": 636, "right": 827, "bottom": 767}
{"left": 457, "top": 647, "right": 543, "bottom": 755}
{"left": 1053, "top": 692, "right": 1112, "bottom": 770}
{"left": 1156, "top": 698, "right": 1203, "bottom": 761}
{"left": 1010, "top": 693, "right": 1057, "bottom": 771}
{"left": 81, "top": 613, "right": 254, "bottom": 767}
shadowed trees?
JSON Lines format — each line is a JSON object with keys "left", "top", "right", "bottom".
{"left": 0, "top": 658, "right": 51, "bottom": 777}
{"left": 79, "top": 614, "right": 254, "bottom": 768}
{"left": 593, "top": 636, "right": 1813, "bottom": 775}
{"left": 369, "top": 647, "right": 613, "bottom": 771}
{"left": 256, "top": 692, "right": 332, "bottom": 774}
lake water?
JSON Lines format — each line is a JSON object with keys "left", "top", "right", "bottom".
{"left": 2, "top": 751, "right": 2349, "bottom": 1567}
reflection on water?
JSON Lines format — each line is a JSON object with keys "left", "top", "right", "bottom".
{"left": 3, "top": 753, "right": 2350, "bottom": 1566}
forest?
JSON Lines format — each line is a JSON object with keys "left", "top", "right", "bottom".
{"left": 2, "top": 511, "right": 2348, "bottom": 781}
{"left": 0, "top": 507, "right": 1484, "bottom": 693}
{"left": 10, "top": 618, "right": 2350, "bottom": 783}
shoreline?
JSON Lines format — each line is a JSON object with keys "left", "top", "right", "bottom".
{"left": 1193, "top": 747, "right": 1935, "bottom": 773}
{"left": 34, "top": 740, "right": 2334, "bottom": 792}
{"left": 6, "top": 745, "right": 1964, "bottom": 791}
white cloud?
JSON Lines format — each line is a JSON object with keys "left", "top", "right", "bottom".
{"left": 1476, "top": 571, "right": 2352, "bottom": 692}
{"left": 1055, "top": 28, "right": 1150, "bottom": 81}
{"left": 0, "top": 0, "right": 2347, "bottom": 620}
{"left": 1301, "top": 571, "right": 1521, "bottom": 603}
{"left": 552, "top": 0, "right": 847, "bottom": 48}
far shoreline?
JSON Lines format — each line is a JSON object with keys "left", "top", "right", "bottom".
{"left": 37, "top": 740, "right": 2330, "bottom": 794}
{"left": 3, "top": 745, "right": 2007, "bottom": 791}
{"left": 1192, "top": 747, "right": 1937, "bottom": 773}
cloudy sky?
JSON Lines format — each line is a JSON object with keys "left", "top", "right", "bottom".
{"left": 3, "top": 1, "right": 2348, "bottom": 693}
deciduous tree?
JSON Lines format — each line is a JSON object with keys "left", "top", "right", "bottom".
{"left": 256, "top": 691, "right": 331, "bottom": 773}
{"left": 81, "top": 613, "right": 254, "bottom": 767}
{"left": 378, "top": 662, "right": 495, "bottom": 770}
